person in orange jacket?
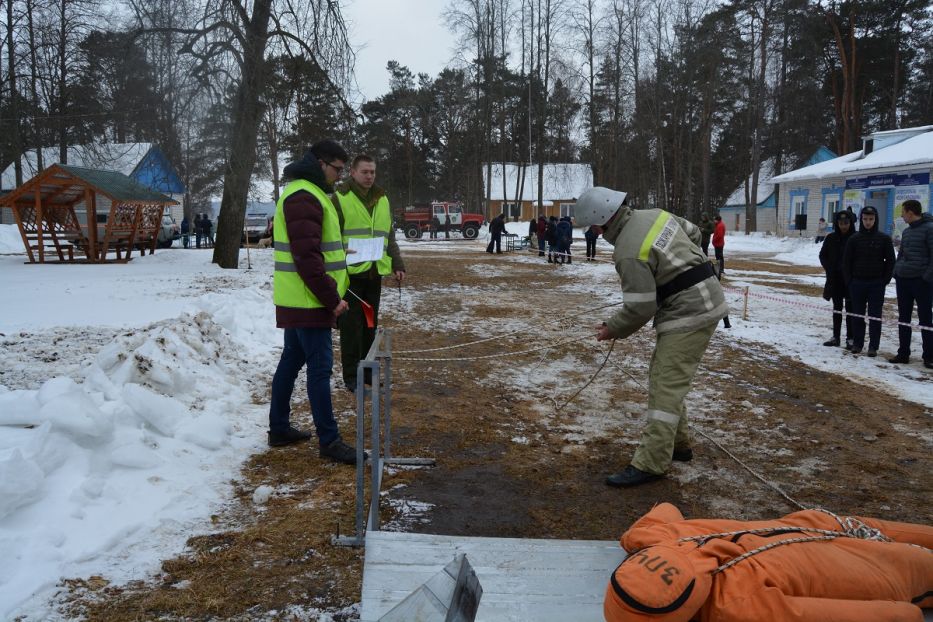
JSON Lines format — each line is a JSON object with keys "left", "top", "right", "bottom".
{"left": 604, "top": 502, "right": 933, "bottom": 622}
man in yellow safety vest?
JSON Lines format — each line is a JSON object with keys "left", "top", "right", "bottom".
{"left": 333, "top": 154, "right": 406, "bottom": 392}
{"left": 268, "top": 139, "right": 362, "bottom": 465}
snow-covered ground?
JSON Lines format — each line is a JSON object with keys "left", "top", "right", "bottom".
{"left": 1, "top": 223, "right": 931, "bottom": 619}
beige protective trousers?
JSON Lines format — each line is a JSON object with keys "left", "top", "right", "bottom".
{"left": 631, "top": 322, "right": 717, "bottom": 475}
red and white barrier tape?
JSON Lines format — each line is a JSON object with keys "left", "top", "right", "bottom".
{"left": 722, "top": 285, "right": 933, "bottom": 333}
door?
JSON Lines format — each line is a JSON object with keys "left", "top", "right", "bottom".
{"left": 447, "top": 204, "right": 463, "bottom": 226}
{"left": 864, "top": 191, "right": 889, "bottom": 233}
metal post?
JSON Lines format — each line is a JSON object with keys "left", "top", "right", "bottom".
{"left": 368, "top": 360, "right": 382, "bottom": 532}
{"left": 383, "top": 330, "right": 392, "bottom": 460}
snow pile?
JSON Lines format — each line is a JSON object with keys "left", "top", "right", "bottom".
{"left": 0, "top": 312, "right": 268, "bottom": 618}
{"left": 0, "top": 250, "right": 277, "bottom": 620}
{"left": 0, "top": 223, "right": 24, "bottom": 254}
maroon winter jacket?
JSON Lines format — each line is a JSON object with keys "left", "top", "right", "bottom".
{"left": 275, "top": 190, "right": 342, "bottom": 329}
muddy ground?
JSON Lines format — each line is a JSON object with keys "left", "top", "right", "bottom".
{"left": 64, "top": 245, "right": 932, "bottom": 621}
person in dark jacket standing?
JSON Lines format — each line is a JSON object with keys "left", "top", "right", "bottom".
{"left": 181, "top": 217, "right": 190, "bottom": 248}
{"left": 888, "top": 199, "right": 933, "bottom": 367}
{"left": 267, "top": 139, "right": 360, "bottom": 465}
{"left": 201, "top": 214, "right": 214, "bottom": 248}
{"left": 536, "top": 216, "right": 547, "bottom": 257}
{"left": 699, "top": 213, "right": 714, "bottom": 256}
{"left": 545, "top": 216, "right": 559, "bottom": 262}
{"left": 195, "top": 214, "right": 203, "bottom": 248}
{"left": 486, "top": 213, "right": 506, "bottom": 253}
{"left": 819, "top": 211, "right": 856, "bottom": 347}
{"left": 584, "top": 224, "right": 599, "bottom": 261}
{"left": 842, "top": 205, "right": 895, "bottom": 356}
{"left": 556, "top": 216, "right": 573, "bottom": 264}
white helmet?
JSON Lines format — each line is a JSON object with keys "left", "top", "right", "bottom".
{"left": 574, "top": 187, "right": 628, "bottom": 228}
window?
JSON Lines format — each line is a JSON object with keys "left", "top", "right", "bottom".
{"left": 560, "top": 203, "right": 575, "bottom": 218}
{"left": 793, "top": 197, "right": 807, "bottom": 215}
{"left": 824, "top": 194, "right": 840, "bottom": 221}
{"left": 502, "top": 203, "right": 521, "bottom": 218}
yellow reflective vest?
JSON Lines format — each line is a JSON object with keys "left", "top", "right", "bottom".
{"left": 273, "top": 180, "right": 348, "bottom": 308}
{"left": 336, "top": 189, "right": 393, "bottom": 276}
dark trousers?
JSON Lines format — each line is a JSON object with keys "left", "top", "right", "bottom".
{"left": 182, "top": 234, "right": 189, "bottom": 248}
{"left": 557, "top": 242, "right": 571, "bottom": 263}
{"left": 538, "top": 237, "right": 545, "bottom": 257}
{"left": 586, "top": 239, "right": 596, "bottom": 260}
{"left": 701, "top": 235, "right": 710, "bottom": 256}
{"left": 339, "top": 276, "right": 382, "bottom": 385}
{"left": 830, "top": 289, "right": 853, "bottom": 343}
{"left": 849, "top": 278, "right": 886, "bottom": 350}
{"left": 895, "top": 277, "right": 933, "bottom": 361}
{"left": 714, "top": 246, "right": 724, "bottom": 276}
{"left": 195, "top": 231, "right": 202, "bottom": 248}
{"left": 486, "top": 233, "right": 502, "bottom": 253}
{"left": 269, "top": 327, "right": 339, "bottom": 447}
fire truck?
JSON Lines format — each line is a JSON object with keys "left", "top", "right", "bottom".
{"left": 399, "top": 202, "right": 484, "bottom": 239}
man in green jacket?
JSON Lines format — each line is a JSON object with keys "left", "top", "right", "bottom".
{"left": 576, "top": 187, "right": 728, "bottom": 487}
{"left": 333, "top": 155, "right": 406, "bottom": 391}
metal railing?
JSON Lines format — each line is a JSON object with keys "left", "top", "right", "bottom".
{"left": 334, "top": 327, "right": 436, "bottom": 547}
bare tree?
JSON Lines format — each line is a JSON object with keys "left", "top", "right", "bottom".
{"left": 132, "top": 0, "right": 352, "bottom": 268}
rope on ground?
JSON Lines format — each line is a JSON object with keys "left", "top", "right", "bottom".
{"left": 584, "top": 340, "right": 810, "bottom": 512}
{"left": 555, "top": 339, "right": 616, "bottom": 411}
{"left": 394, "top": 332, "right": 593, "bottom": 362}
{"left": 394, "top": 299, "right": 624, "bottom": 354}
{"left": 691, "top": 427, "right": 806, "bottom": 511}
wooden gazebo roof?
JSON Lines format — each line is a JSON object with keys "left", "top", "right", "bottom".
{"left": 0, "top": 164, "right": 177, "bottom": 263}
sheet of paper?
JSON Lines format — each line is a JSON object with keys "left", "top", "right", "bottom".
{"left": 346, "top": 237, "right": 384, "bottom": 264}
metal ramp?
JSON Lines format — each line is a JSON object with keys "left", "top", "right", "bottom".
{"left": 360, "top": 530, "right": 626, "bottom": 622}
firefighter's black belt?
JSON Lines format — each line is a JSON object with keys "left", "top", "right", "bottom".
{"left": 656, "top": 262, "right": 716, "bottom": 302}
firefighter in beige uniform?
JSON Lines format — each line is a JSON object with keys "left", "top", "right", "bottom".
{"left": 575, "top": 187, "right": 728, "bottom": 488}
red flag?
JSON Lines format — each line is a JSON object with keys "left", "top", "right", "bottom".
{"left": 346, "top": 289, "right": 376, "bottom": 328}
{"left": 360, "top": 300, "right": 375, "bottom": 328}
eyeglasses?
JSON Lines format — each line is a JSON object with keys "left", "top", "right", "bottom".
{"left": 324, "top": 161, "right": 344, "bottom": 174}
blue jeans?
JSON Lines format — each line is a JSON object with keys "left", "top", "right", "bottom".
{"left": 269, "top": 327, "right": 339, "bottom": 447}
{"left": 848, "top": 279, "right": 886, "bottom": 350}
{"left": 895, "top": 277, "right": 933, "bottom": 361}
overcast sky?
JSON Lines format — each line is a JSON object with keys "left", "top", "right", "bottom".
{"left": 343, "top": 0, "right": 457, "bottom": 104}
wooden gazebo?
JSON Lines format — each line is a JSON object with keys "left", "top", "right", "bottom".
{"left": 0, "top": 164, "right": 178, "bottom": 263}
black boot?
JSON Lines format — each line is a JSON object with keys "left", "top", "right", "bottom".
{"left": 823, "top": 337, "right": 840, "bottom": 347}
{"left": 605, "top": 465, "right": 663, "bottom": 488}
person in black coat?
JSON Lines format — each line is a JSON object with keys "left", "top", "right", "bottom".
{"left": 819, "top": 211, "right": 856, "bottom": 347}
{"left": 486, "top": 213, "right": 506, "bottom": 253}
{"left": 889, "top": 199, "right": 933, "bottom": 366}
{"left": 545, "top": 216, "right": 558, "bottom": 263}
{"left": 536, "top": 216, "right": 547, "bottom": 257}
{"left": 842, "top": 205, "right": 896, "bottom": 356}
{"left": 195, "top": 214, "right": 204, "bottom": 248}
{"left": 584, "top": 224, "right": 599, "bottom": 261}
